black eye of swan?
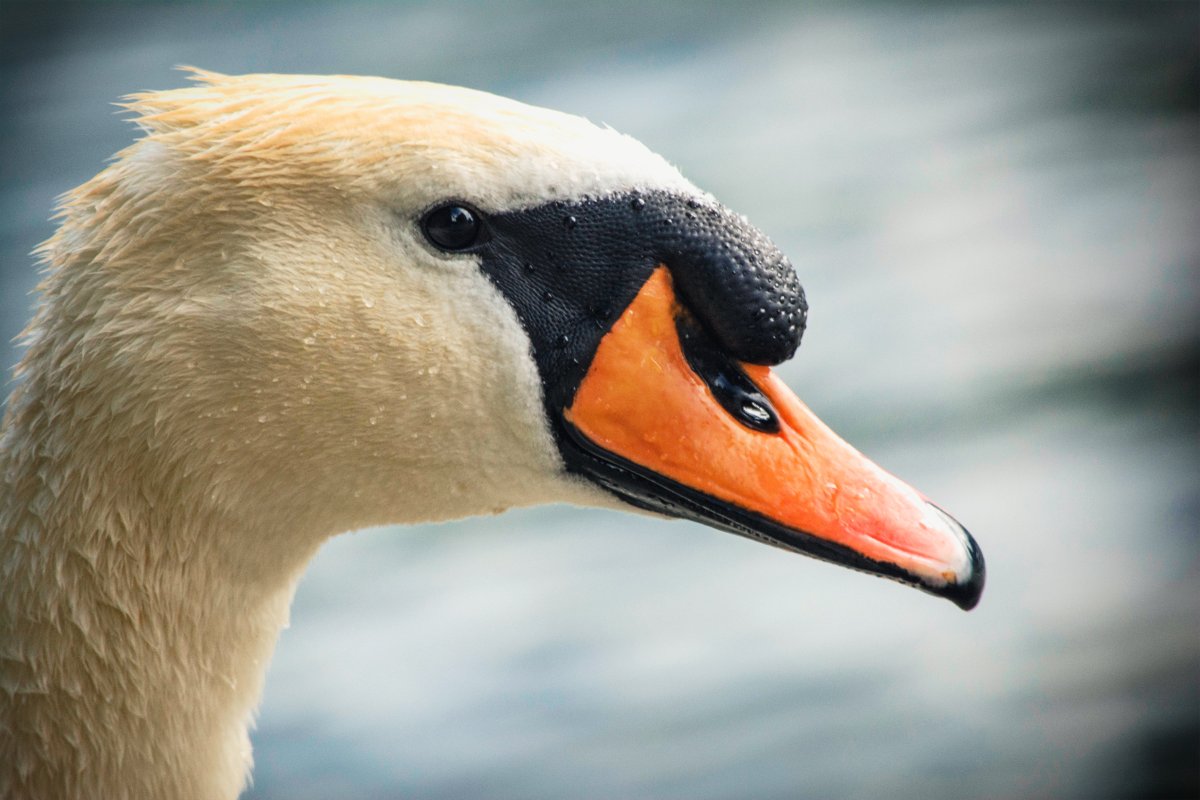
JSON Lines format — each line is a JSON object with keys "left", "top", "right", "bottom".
{"left": 421, "top": 203, "right": 488, "bottom": 251}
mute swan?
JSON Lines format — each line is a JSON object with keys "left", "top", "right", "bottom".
{"left": 0, "top": 71, "right": 983, "bottom": 799}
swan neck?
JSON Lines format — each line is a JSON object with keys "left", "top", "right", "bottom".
{"left": 0, "top": 401, "right": 312, "bottom": 800}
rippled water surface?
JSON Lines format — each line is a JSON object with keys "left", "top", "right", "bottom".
{"left": 2, "top": 3, "right": 1197, "bottom": 798}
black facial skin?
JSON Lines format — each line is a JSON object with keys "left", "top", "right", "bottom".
{"left": 470, "top": 190, "right": 807, "bottom": 414}
{"left": 420, "top": 190, "right": 983, "bottom": 609}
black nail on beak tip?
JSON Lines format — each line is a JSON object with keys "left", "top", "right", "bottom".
{"left": 927, "top": 503, "right": 986, "bottom": 611}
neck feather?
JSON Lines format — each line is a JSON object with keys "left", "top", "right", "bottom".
{"left": 1, "top": 370, "right": 315, "bottom": 800}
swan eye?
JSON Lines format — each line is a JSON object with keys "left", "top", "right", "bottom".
{"left": 421, "top": 203, "right": 487, "bottom": 251}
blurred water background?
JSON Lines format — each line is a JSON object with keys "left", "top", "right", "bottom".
{"left": 2, "top": 2, "right": 1197, "bottom": 798}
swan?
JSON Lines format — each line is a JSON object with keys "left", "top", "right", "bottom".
{"left": 0, "top": 70, "right": 984, "bottom": 799}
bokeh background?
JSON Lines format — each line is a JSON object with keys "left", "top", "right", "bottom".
{"left": 2, "top": 2, "right": 1197, "bottom": 798}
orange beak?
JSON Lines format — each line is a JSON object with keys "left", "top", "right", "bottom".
{"left": 563, "top": 267, "right": 984, "bottom": 609}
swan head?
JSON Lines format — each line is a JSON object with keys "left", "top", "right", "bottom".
{"left": 43, "top": 70, "right": 982, "bottom": 607}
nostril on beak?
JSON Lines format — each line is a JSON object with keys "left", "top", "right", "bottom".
{"left": 675, "top": 310, "right": 780, "bottom": 434}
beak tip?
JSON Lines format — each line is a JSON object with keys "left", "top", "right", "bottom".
{"left": 926, "top": 503, "right": 986, "bottom": 611}
{"left": 944, "top": 538, "right": 986, "bottom": 611}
